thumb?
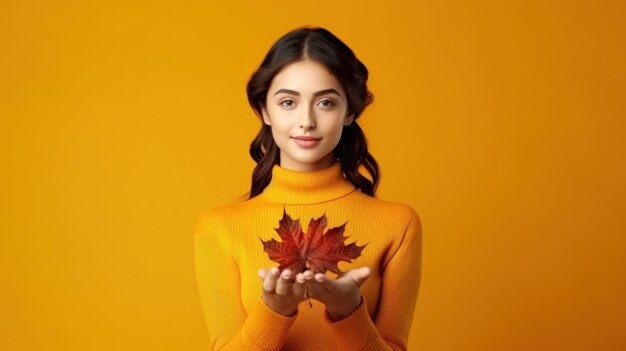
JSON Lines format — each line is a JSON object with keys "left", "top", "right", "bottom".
{"left": 347, "top": 267, "right": 371, "bottom": 286}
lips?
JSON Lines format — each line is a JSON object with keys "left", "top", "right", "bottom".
{"left": 292, "top": 136, "right": 321, "bottom": 141}
{"left": 292, "top": 136, "right": 321, "bottom": 148}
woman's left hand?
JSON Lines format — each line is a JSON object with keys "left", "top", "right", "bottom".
{"left": 304, "top": 266, "right": 371, "bottom": 322}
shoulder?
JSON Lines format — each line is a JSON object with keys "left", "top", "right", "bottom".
{"left": 384, "top": 200, "right": 421, "bottom": 236}
{"left": 353, "top": 192, "right": 421, "bottom": 230}
{"left": 365, "top": 198, "right": 422, "bottom": 271}
{"left": 193, "top": 201, "right": 252, "bottom": 235}
{"left": 393, "top": 202, "right": 421, "bottom": 229}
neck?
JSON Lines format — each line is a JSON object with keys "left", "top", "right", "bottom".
{"left": 262, "top": 161, "right": 357, "bottom": 205}
{"left": 277, "top": 153, "right": 335, "bottom": 172}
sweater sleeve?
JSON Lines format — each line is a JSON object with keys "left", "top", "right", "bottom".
{"left": 324, "top": 206, "right": 423, "bottom": 351}
{"left": 193, "top": 210, "right": 297, "bottom": 350}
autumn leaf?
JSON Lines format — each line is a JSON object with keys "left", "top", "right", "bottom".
{"left": 259, "top": 209, "right": 366, "bottom": 274}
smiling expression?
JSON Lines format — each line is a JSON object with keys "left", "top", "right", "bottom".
{"left": 262, "top": 59, "right": 354, "bottom": 171}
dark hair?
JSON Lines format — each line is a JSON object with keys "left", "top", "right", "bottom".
{"left": 245, "top": 25, "right": 379, "bottom": 199}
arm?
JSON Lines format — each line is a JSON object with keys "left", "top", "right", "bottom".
{"left": 324, "top": 206, "right": 423, "bottom": 351}
{"left": 193, "top": 211, "right": 297, "bottom": 350}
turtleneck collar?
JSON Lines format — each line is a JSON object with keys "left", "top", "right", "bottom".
{"left": 262, "top": 161, "right": 357, "bottom": 205}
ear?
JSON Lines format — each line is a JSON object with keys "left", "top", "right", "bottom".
{"left": 344, "top": 113, "right": 354, "bottom": 126}
{"left": 261, "top": 106, "right": 271, "bottom": 126}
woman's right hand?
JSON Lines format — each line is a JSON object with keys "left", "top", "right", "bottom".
{"left": 257, "top": 267, "right": 312, "bottom": 316}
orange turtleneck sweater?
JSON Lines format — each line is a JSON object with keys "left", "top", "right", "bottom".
{"left": 193, "top": 161, "right": 422, "bottom": 350}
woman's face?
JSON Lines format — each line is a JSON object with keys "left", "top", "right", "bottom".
{"left": 262, "top": 59, "right": 354, "bottom": 171}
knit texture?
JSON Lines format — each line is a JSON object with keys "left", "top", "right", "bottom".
{"left": 194, "top": 161, "right": 422, "bottom": 350}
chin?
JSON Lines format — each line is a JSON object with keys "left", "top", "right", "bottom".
{"left": 292, "top": 152, "right": 329, "bottom": 162}
{"left": 280, "top": 151, "right": 325, "bottom": 164}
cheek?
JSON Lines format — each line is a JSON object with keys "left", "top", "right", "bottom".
{"left": 268, "top": 121, "right": 293, "bottom": 147}
{"left": 266, "top": 112, "right": 289, "bottom": 133}
{"left": 271, "top": 122, "right": 291, "bottom": 137}
{"left": 323, "top": 122, "right": 346, "bottom": 139}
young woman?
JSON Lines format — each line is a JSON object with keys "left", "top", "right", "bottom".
{"left": 194, "top": 26, "right": 422, "bottom": 351}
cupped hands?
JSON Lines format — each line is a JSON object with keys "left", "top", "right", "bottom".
{"left": 258, "top": 266, "right": 371, "bottom": 321}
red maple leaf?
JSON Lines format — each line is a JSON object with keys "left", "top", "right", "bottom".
{"left": 259, "top": 209, "right": 367, "bottom": 274}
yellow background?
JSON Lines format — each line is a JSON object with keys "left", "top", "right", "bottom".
{"left": 1, "top": 0, "right": 625, "bottom": 350}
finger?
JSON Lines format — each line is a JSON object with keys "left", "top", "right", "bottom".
{"left": 305, "top": 279, "right": 327, "bottom": 298}
{"left": 262, "top": 267, "right": 280, "bottom": 292}
{"left": 258, "top": 268, "right": 269, "bottom": 281}
{"left": 315, "top": 273, "right": 326, "bottom": 282}
{"left": 295, "top": 272, "right": 306, "bottom": 284}
{"left": 305, "top": 274, "right": 332, "bottom": 296}
{"left": 342, "top": 267, "right": 371, "bottom": 286}
{"left": 292, "top": 273, "right": 306, "bottom": 298}
{"left": 303, "top": 270, "right": 315, "bottom": 281}
{"left": 275, "top": 269, "right": 293, "bottom": 296}
{"left": 314, "top": 273, "right": 334, "bottom": 292}
{"left": 354, "top": 267, "right": 371, "bottom": 286}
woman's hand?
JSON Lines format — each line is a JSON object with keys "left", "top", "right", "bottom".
{"left": 257, "top": 267, "right": 312, "bottom": 317}
{"left": 305, "top": 266, "right": 371, "bottom": 322}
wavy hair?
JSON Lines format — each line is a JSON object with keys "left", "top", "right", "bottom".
{"left": 245, "top": 26, "right": 379, "bottom": 199}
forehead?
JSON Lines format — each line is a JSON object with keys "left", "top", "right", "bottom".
{"left": 269, "top": 59, "right": 344, "bottom": 95}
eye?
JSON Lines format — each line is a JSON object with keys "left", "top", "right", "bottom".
{"left": 318, "top": 99, "right": 336, "bottom": 108}
{"left": 279, "top": 99, "right": 295, "bottom": 108}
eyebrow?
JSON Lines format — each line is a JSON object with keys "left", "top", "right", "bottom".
{"left": 273, "top": 88, "right": 342, "bottom": 98}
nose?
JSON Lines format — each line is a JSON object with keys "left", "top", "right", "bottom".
{"left": 299, "top": 105, "right": 316, "bottom": 130}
